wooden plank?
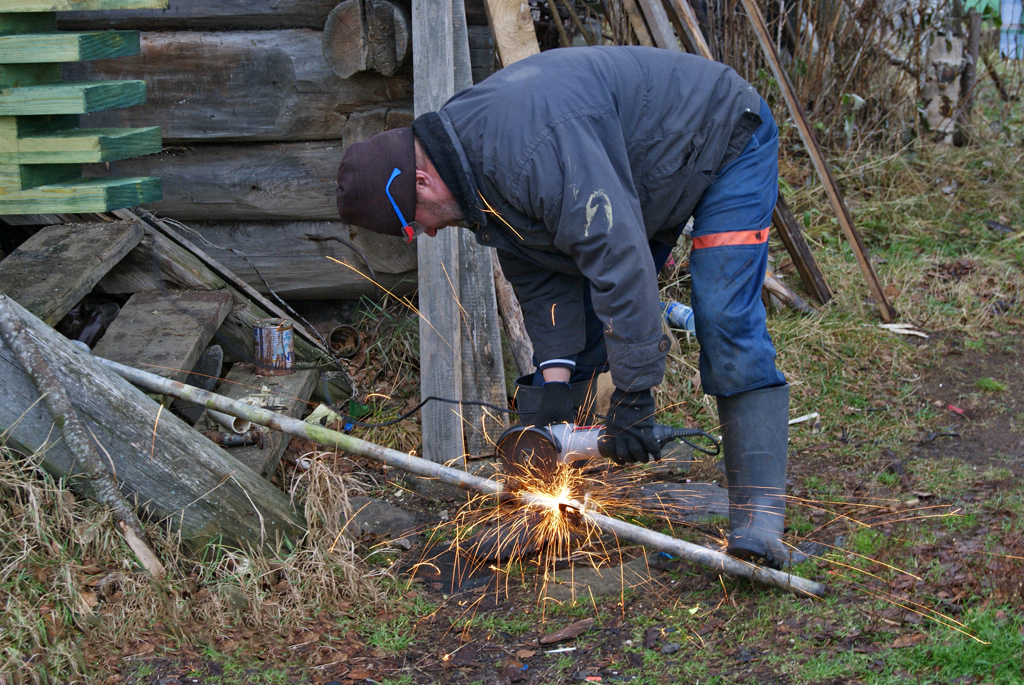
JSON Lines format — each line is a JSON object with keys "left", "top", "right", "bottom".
{"left": 481, "top": 0, "right": 539, "bottom": 65}
{"left": 738, "top": 0, "right": 896, "bottom": 322}
{"left": 620, "top": 0, "right": 655, "bottom": 47}
{"left": 185, "top": 221, "right": 417, "bottom": 300}
{"left": 635, "top": 0, "right": 681, "bottom": 50}
{"left": 413, "top": 0, "right": 466, "bottom": 463}
{"left": 91, "top": 289, "right": 232, "bottom": 383}
{"left": 0, "top": 30, "right": 138, "bottom": 63}
{"left": 200, "top": 364, "right": 319, "bottom": 478}
{"left": 667, "top": 0, "right": 712, "bottom": 57}
{"left": 58, "top": 0, "right": 338, "bottom": 30}
{"left": 0, "top": 0, "right": 167, "bottom": 11}
{"left": 453, "top": 0, "right": 506, "bottom": 456}
{"left": 0, "top": 176, "right": 161, "bottom": 214}
{"left": 64, "top": 30, "right": 413, "bottom": 142}
{"left": 0, "top": 80, "right": 146, "bottom": 116}
{"left": 0, "top": 220, "right": 143, "bottom": 325}
{"left": 100, "top": 211, "right": 353, "bottom": 398}
{"left": 0, "top": 296, "right": 305, "bottom": 554}
{"left": 772, "top": 195, "right": 833, "bottom": 305}
{"left": 15, "top": 125, "right": 161, "bottom": 163}
{"left": 88, "top": 141, "right": 342, "bottom": 221}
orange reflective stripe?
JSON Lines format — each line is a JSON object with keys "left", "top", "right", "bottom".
{"left": 692, "top": 227, "right": 770, "bottom": 250}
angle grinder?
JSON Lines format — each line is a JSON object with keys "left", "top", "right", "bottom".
{"left": 496, "top": 422, "right": 719, "bottom": 481}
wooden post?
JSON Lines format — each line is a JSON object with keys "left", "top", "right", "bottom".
{"left": 413, "top": 0, "right": 508, "bottom": 462}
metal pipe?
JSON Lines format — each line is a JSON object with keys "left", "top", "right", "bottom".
{"left": 97, "top": 356, "right": 827, "bottom": 597}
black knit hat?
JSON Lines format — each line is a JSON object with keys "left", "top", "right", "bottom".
{"left": 336, "top": 127, "right": 416, "bottom": 239}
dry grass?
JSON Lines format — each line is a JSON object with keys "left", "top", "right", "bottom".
{"left": 0, "top": 441, "right": 383, "bottom": 683}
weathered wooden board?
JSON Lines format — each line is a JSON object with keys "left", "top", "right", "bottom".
{"left": 86, "top": 141, "right": 344, "bottom": 221}
{"left": 93, "top": 229, "right": 335, "bottom": 379}
{"left": 91, "top": 289, "right": 232, "bottom": 383}
{"left": 200, "top": 363, "right": 319, "bottom": 478}
{"left": 414, "top": 0, "right": 465, "bottom": 464}
{"left": 0, "top": 295, "right": 306, "bottom": 553}
{"left": 186, "top": 221, "right": 417, "bottom": 300}
{"left": 0, "top": 220, "right": 143, "bottom": 325}
{"left": 64, "top": 30, "right": 413, "bottom": 142}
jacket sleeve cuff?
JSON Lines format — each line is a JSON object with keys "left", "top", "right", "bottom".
{"left": 605, "top": 333, "right": 671, "bottom": 392}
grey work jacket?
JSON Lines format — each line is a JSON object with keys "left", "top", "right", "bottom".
{"left": 417, "top": 46, "right": 762, "bottom": 392}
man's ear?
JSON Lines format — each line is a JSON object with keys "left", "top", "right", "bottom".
{"left": 415, "top": 168, "right": 431, "bottom": 192}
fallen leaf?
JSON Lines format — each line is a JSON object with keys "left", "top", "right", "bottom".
{"left": 516, "top": 649, "right": 536, "bottom": 659}
{"left": 892, "top": 633, "right": 926, "bottom": 648}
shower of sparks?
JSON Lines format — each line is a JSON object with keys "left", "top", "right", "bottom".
{"left": 320, "top": 249, "right": 991, "bottom": 645}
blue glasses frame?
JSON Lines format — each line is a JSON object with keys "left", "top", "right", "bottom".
{"left": 385, "top": 167, "right": 424, "bottom": 243}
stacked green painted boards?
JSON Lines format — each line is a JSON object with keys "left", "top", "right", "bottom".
{"left": 0, "top": 0, "right": 166, "bottom": 214}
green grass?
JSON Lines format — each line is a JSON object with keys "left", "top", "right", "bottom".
{"left": 975, "top": 376, "right": 1007, "bottom": 392}
{"left": 798, "top": 607, "right": 1024, "bottom": 684}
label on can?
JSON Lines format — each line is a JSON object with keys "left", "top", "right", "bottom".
{"left": 253, "top": 318, "right": 294, "bottom": 376}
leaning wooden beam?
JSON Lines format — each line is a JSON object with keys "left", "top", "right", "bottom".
{"left": 0, "top": 295, "right": 152, "bottom": 551}
{"left": 101, "top": 356, "right": 828, "bottom": 598}
{"left": 0, "top": 297, "right": 307, "bottom": 554}
{"left": 738, "top": 0, "right": 896, "bottom": 321}
{"left": 773, "top": 196, "right": 834, "bottom": 305}
{"left": 666, "top": 0, "right": 832, "bottom": 305}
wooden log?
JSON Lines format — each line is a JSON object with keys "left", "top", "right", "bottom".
{"left": 0, "top": 296, "right": 306, "bottom": 554}
{"left": 91, "top": 289, "right": 233, "bottom": 384}
{"left": 87, "top": 141, "right": 345, "bottom": 221}
{"left": 64, "top": 30, "right": 413, "bottom": 142}
{"left": 0, "top": 220, "right": 143, "bottom": 326}
{"left": 322, "top": 0, "right": 411, "bottom": 79}
{"left": 58, "top": 1, "right": 340, "bottom": 31}
{"left": 482, "top": 0, "right": 540, "bottom": 65}
{"left": 183, "top": 221, "right": 417, "bottom": 300}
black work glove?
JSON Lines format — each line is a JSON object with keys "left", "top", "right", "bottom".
{"left": 530, "top": 382, "right": 575, "bottom": 427}
{"left": 598, "top": 388, "right": 661, "bottom": 465}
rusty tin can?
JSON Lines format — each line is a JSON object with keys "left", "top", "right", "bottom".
{"left": 253, "top": 318, "right": 294, "bottom": 375}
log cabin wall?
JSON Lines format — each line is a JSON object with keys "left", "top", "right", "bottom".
{"left": 58, "top": 0, "right": 496, "bottom": 300}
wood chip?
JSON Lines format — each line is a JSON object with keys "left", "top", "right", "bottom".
{"left": 538, "top": 618, "right": 595, "bottom": 645}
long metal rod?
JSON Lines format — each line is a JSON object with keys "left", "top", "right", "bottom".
{"left": 98, "top": 356, "right": 827, "bottom": 597}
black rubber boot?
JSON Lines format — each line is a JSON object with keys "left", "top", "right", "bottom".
{"left": 513, "top": 374, "right": 601, "bottom": 425}
{"left": 717, "top": 384, "right": 798, "bottom": 569}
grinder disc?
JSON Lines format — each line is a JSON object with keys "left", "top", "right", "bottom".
{"left": 496, "top": 425, "right": 560, "bottom": 481}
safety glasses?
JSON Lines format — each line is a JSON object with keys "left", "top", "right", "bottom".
{"left": 385, "top": 167, "right": 426, "bottom": 243}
